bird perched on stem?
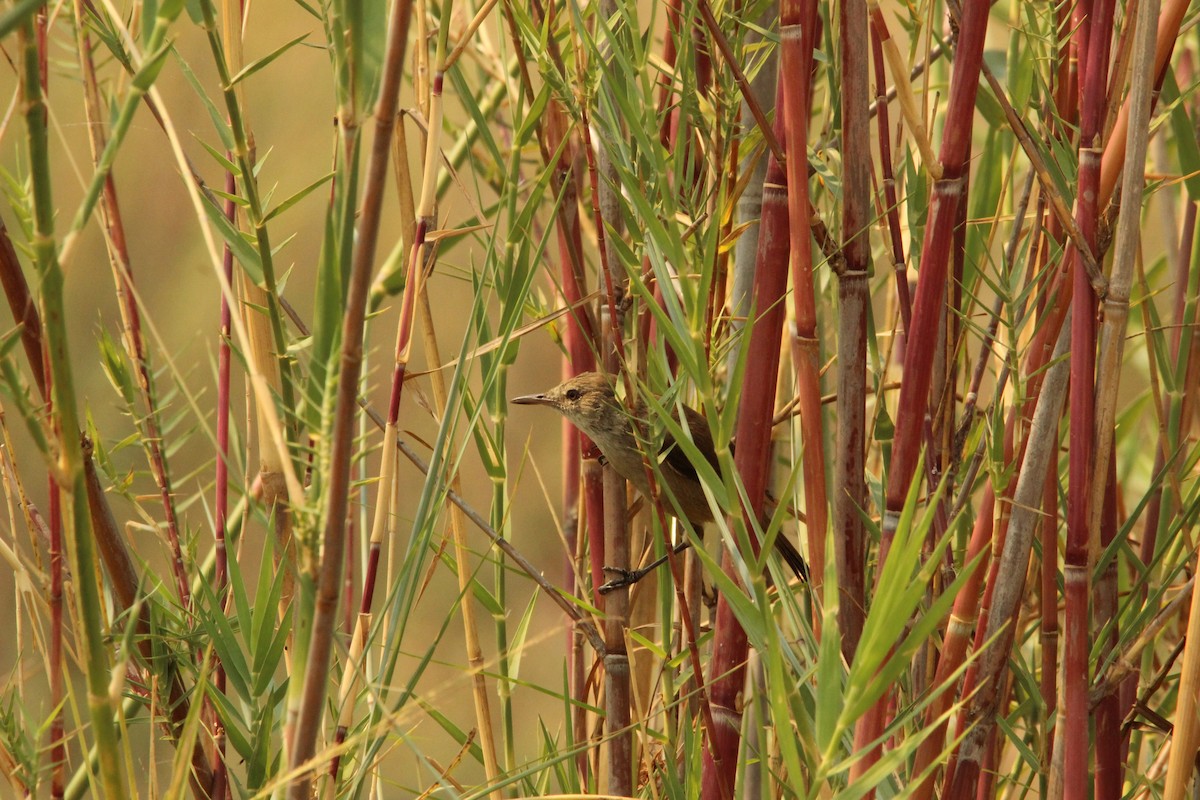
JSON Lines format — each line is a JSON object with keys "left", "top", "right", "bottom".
{"left": 513, "top": 371, "right": 808, "bottom": 591}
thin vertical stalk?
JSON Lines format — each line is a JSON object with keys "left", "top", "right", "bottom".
{"left": 417, "top": 293, "right": 504, "bottom": 797}
{"left": 0, "top": 221, "right": 45, "bottom": 397}
{"left": 48, "top": 481, "right": 63, "bottom": 800}
{"left": 727, "top": 20, "right": 776, "bottom": 798}
{"left": 413, "top": 18, "right": 503, "bottom": 791}
{"left": 286, "top": 0, "right": 418, "bottom": 793}
{"left": 565, "top": 394, "right": 588, "bottom": 785}
{"left": 19, "top": 16, "right": 126, "bottom": 798}
{"left": 600, "top": 394, "right": 633, "bottom": 797}
{"left": 326, "top": 112, "right": 400, "bottom": 793}
{"left": 1131, "top": 118, "right": 1200, "bottom": 789}
{"left": 1165, "top": 545, "right": 1200, "bottom": 798}
{"left": 1093, "top": 457, "right": 1120, "bottom": 799}
{"left": 8, "top": 15, "right": 60, "bottom": 795}
{"left": 577, "top": 100, "right": 634, "bottom": 798}
{"left": 1040, "top": 464, "right": 1059, "bottom": 779}
{"left": 326, "top": 371, "right": 392, "bottom": 795}
{"left": 59, "top": 0, "right": 186, "bottom": 264}
{"left": 76, "top": 0, "right": 189, "bottom": 611}
{"left": 872, "top": 1, "right": 939, "bottom": 176}
{"left": 656, "top": 0, "right": 683, "bottom": 149}
{"left": 211, "top": 172, "right": 237, "bottom": 800}
{"left": 869, "top": 5, "right": 913, "bottom": 332}
{"left": 195, "top": 0, "right": 298, "bottom": 635}
{"left": 197, "top": 0, "right": 296, "bottom": 419}
{"left": 1138, "top": 227, "right": 1196, "bottom": 581}
{"left": 581, "top": 1, "right": 638, "bottom": 784}
{"left": 499, "top": 7, "right": 601, "bottom": 779}
{"left": 208, "top": 9, "right": 244, "bottom": 792}
{"left": 729, "top": 25, "right": 776, "bottom": 375}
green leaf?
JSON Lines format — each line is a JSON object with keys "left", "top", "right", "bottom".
{"left": 1164, "top": 72, "right": 1200, "bottom": 202}
{"left": 263, "top": 171, "right": 333, "bottom": 222}
{"left": 816, "top": 527, "right": 845, "bottom": 754}
{"left": 131, "top": 41, "right": 174, "bottom": 92}
{"left": 206, "top": 686, "right": 253, "bottom": 761}
{"left": 195, "top": 137, "right": 240, "bottom": 175}
{"left": 157, "top": 0, "right": 186, "bottom": 21}
{"left": 176, "top": 53, "right": 236, "bottom": 150}
{"left": 97, "top": 330, "right": 136, "bottom": 406}
{"left": 200, "top": 191, "right": 264, "bottom": 284}
{"left": 507, "top": 591, "right": 538, "bottom": 680}
{"left": 229, "top": 32, "right": 309, "bottom": 86}
{"left": 195, "top": 581, "right": 252, "bottom": 703}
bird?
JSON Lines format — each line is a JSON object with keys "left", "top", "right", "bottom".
{"left": 512, "top": 371, "right": 809, "bottom": 590}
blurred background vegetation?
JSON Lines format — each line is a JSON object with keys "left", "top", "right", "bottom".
{"left": 0, "top": 0, "right": 1197, "bottom": 797}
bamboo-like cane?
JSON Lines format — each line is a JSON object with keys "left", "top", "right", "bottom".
{"left": 700, "top": 74, "right": 791, "bottom": 800}
{"left": 1088, "top": 0, "right": 1157, "bottom": 790}
{"left": 946, "top": 316, "right": 1073, "bottom": 796}
{"left": 1099, "top": 0, "right": 1193, "bottom": 201}
{"left": 1062, "top": 1, "right": 1117, "bottom": 794}
{"left": 833, "top": 0, "right": 871, "bottom": 658}
{"left": 1164, "top": 548, "right": 1200, "bottom": 799}
{"left": 849, "top": 0, "right": 990, "bottom": 787}
{"left": 780, "top": 0, "right": 828, "bottom": 618}
{"left": 939, "top": 0, "right": 1187, "bottom": 786}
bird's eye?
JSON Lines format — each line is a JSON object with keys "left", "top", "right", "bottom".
{"left": 565, "top": 388, "right": 581, "bottom": 401}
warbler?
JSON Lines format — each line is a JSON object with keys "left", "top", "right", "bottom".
{"left": 513, "top": 371, "right": 808, "bottom": 588}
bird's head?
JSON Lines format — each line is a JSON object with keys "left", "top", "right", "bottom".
{"left": 511, "top": 371, "right": 624, "bottom": 440}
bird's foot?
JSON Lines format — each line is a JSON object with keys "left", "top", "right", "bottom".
{"left": 599, "top": 566, "right": 648, "bottom": 594}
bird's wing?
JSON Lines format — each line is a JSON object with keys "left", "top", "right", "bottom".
{"left": 658, "top": 405, "right": 721, "bottom": 481}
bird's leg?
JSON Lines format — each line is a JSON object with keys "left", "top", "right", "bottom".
{"left": 598, "top": 541, "right": 692, "bottom": 594}
{"left": 582, "top": 441, "right": 605, "bottom": 465}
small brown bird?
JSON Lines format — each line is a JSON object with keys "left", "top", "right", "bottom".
{"left": 513, "top": 371, "right": 808, "bottom": 588}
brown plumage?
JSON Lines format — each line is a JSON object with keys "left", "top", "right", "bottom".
{"left": 513, "top": 371, "right": 808, "bottom": 582}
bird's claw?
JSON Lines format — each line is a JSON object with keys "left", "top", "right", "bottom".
{"left": 599, "top": 566, "right": 646, "bottom": 594}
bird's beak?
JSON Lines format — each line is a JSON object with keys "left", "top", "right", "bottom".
{"left": 511, "top": 392, "right": 552, "bottom": 407}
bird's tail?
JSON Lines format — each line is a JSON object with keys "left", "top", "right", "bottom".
{"left": 772, "top": 533, "right": 810, "bottom": 582}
